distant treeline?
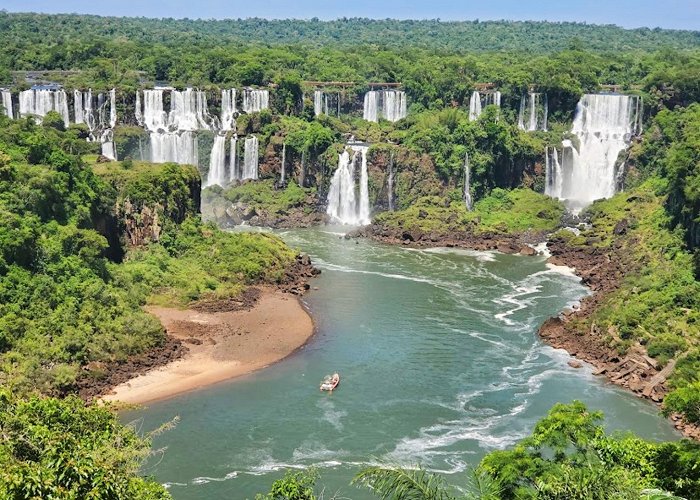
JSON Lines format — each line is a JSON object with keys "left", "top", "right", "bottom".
{"left": 1, "top": 13, "right": 699, "bottom": 118}
{"left": 1, "top": 12, "right": 699, "bottom": 54}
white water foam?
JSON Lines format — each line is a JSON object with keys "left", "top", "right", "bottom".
{"left": 422, "top": 247, "right": 498, "bottom": 262}
{"left": 493, "top": 285, "right": 541, "bottom": 326}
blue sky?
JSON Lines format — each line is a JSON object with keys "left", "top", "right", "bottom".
{"left": 2, "top": 0, "right": 699, "bottom": 30}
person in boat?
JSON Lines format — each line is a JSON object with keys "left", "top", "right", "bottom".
{"left": 320, "top": 373, "right": 340, "bottom": 391}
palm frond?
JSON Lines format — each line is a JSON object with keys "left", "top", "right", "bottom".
{"left": 352, "top": 466, "right": 454, "bottom": 500}
{"left": 464, "top": 467, "right": 503, "bottom": 500}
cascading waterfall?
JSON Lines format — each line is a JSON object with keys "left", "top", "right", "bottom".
{"left": 546, "top": 93, "right": 642, "bottom": 209}
{"left": 464, "top": 152, "right": 472, "bottom": 211}
{"left": 206, "top": 134, "right": 227, "bottom": 187}
{"left": 242, "top": 89, "right": 269, "bottom": 114}
{"left": 150, "top": 131, "right": 199, "bottom": 165}
{"left": 229, "top": 136, "right": 238, "bottom": 182}
{"left": 468, "top": 91, "right": 482, "bottom": 121}
{"left": 221, "top": 89, "right": 237, "bottom": 131}
{"left": 73, "top": 89, "right": 118, "bottom": 158}
{"left": 358, "top": 146, "right": 370, "bottom": 223}
{"left": 363, "top": 91, "right": 378, "bottom": 122}
{"left": 383, "top": 90, "right": 407, "bottom": 122}
{"left": 100, "top": 129, "right": 117, "bottom": 160}
{"left": 169, "top": 88, "right": 212, "bottom": 131}
{"left": 469, "top": 91, "right": 501, "bottom": 121}
{"left": 143, "top": 89, "right": 167, "bottom": 131}
{"left": 326, "top": 145, "right": 370, "bottom": 225}
{"left": 19, "top": 88, "right": 70, "bottom": 127}
{"left": 363, "top": 90, "right": 407, "bottom": 122}
{"left": 242, "top": 136, "right": 259, "bottom": 180}
{"left": 142, "top": 89, "right": 200, "bottom": 166}
{"left": 545, "top": 147, "right": 563, "bottom": 198}
{"left": 313, "top": 90, "right": 326, "bottom": 117}
{"left": 280, "top": 143, "right": 286, "bottom": 184}
{"left": 109, "top": 89, "right": 117, "bottom": 128}
{"left": 489, "top": 91, "right": 502, "bottom": 108}
{"left": 135, "top": 90, "right": 143, "bottom": 126}
{"left": 518, "top": 93, "right": 548, "bottom": 131}
{"left": 73, "top": 89, "right": 88, "bottom": 125}
{"left": 1, "top": 90, "right": 13, "bottom": 119}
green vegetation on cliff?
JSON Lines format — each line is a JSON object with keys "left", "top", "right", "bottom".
{"left": 117, "top": 218, "right": 296, "bottom": 307}
{"left": 555, "top": 179, "right": 700, "bottom": 423}
{"left": 207, "top": 180, "right": 315, "bottom": 219}
{"left": 373, "top": 188, "right": 564, "bottom": 237}
{"left": 0, "top": 116, "right": 299, "bottom": 396}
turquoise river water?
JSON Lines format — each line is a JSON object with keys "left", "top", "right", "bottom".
{"left": 128, "top": 227, "right": 679, "bottom": 499}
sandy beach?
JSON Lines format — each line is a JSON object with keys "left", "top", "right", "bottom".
{"left": 102, "top": 289, "right": 314, "bottom": 405}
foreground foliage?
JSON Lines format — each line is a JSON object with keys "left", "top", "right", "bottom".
{"left": 0, "top": 390, "right": 170, "bottom": 499}
{"left": 354, "top": 402, "right": 700, "bottom": 500}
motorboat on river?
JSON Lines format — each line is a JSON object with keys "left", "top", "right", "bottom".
{"left": 320, "top": 373, "right": 340, "bottom": 391}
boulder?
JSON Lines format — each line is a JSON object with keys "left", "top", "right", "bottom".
{"left": 520, "top": 246, "right": 537, "bottom": 256}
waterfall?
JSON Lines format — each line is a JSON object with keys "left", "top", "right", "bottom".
{"left": 242, "top": 89, "right": 269, "bottom": 114}
{"left": 229, "top": 136, "right": 238, "bottom": 182}
{"left": 135, "top": 90, "right": 143, "bottom": 126}
{"left": 363, "top": 90, "right": 406, "bottom": 122}
{"left": 326, "top": 145, "right": 370, "bottom": 225}
{"left": 314, "top": 90, "right": 324, "bottom": 117}
{"left": 518, "top": 93, "right": 548, "bottom": 131}
{"left": 109, "top": 89, "right": 117, "bottom": 128}
{"left": 464, "top": 152, "right": 472, "bottom": 211}
{"left": 73, "top": 89, "right": 116, "bottom": 148}
{"left": 206, "top": 134, "right": 227, "bottom": 187}
{"left": 221, "top": 89, "right": 237, "bottom": 131}
{"left": 468, "top": 91, "right": 482, "bottom": 121}
{"left": 545, "top": 147, "right": 563, "bottom": 198}
{"left": 327, "top": 151, "right": 356, "bottom": 224}
{"left": 143, "top": 89, "right": 167, "bottom": 131}
{"left": 469, "top": 91, "right": 502, "bottom": 121}
{"left": 150, "top": 131, "right": 199, "bottom": 165}
{"left": 358, "top": 147, "right": 370, "bottom": 223}
{"left": 1, "top": 90, "right": 13, "bottom": 119}
{"left": 19, "top": 88, "right": 70, "bottom": 127}
{"left": 168, "top": 88, "right": 212, "bottom": 131}
{"left": 280, "top": 143, "right": 286, "bottom": 184}
{"left": 363, "top": 91, "right": 378, "bottom": 122}
{"left": 141, "top": 89, "right": 202, "bottom": 166}
{"left": 313, "top": 90, "right": 338, "bottom": 117}
{"left": 546, "top": 94, "right": 641, "bottom": 209}
{"left": 74, "top": 89, "right": 85, "bottom": 124}
{"left": 100, "top": 129, "right": 117, "bottom": 160}
{"left": 242, "top": 136, "right": 259, "bottom": 180}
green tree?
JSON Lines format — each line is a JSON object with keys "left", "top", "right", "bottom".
{"left": 0, "top": 390, "right": 171, "bottom": 499}
{"left": 42, "top": 110, "right": 66, "bottom": 131}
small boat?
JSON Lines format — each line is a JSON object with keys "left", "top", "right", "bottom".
{"left": 320, "top": 373, "right": 340, "bottom": 391}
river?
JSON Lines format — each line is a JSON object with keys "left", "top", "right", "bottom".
{"left": 128, "top": 227, "right": 679, "bottom": 499}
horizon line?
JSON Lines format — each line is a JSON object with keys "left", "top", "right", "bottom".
{"left": 1, "top": 10, "right": 696, "bottom": 33}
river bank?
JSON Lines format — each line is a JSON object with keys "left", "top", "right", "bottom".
{"left": 349, "top": 223, "right": 548, "bottom": 255}
{"left": 76, "top": 253, "right": 320, "bottom": 403}
{"left": 102, "top": 289, "right": 314, "bottom": 405}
